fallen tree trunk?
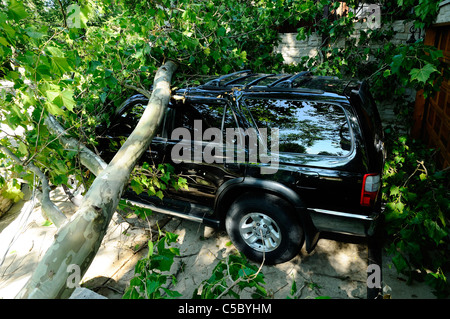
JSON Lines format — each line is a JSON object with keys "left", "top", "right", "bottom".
{"left": 15, "top": 61, "right": 178, "bottom": 299}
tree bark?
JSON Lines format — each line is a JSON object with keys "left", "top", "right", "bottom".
{"left": 15, "top": 61, "right": 178, "bottom": 299}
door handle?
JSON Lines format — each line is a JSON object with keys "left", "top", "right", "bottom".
{"left": 148, "top": 150, "right": 159, "bottom": 158}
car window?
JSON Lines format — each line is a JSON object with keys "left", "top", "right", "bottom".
{"left": 118, "top": 100, "right": 165, "bottom": 138}
{"left": 173, "top": 102, "right": 237, "bottom": 141}
{"left": 242, "top": 98, "right": 352, "bottom": 156}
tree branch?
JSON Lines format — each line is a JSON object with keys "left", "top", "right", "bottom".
{"left": 44, "top": 115, "right": 107, "bottom": 177}
{"left": 0, "top": 146, "right": 67, "bottom": 228}
{"left": 124, "top": 84, "right": 152, "bottom": 99}
{"left": 57, "top": 0, "right": 68, "bottom": 28}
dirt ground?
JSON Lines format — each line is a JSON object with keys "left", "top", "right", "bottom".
{"left": 0, "top": 186, "right": 438, "bottom": 300}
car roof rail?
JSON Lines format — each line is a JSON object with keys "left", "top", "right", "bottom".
{"left": 223, "top": 73, "right": 256, "bottom": 86}
{"left": 243, "top": 74, "right": 276, "bottom": 88}
{"left": 269, "top": 71, "right": 312, "bottom": 88}
{"left": 248, "top": 86, "right": 324, "bottom": 94}
{"left": 266, "top": 74, "right": 292, "bottom": 87}
{"left": 203, "top": 70, "right": 252, "bottom": 87}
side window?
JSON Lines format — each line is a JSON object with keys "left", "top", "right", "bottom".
{"left": 242, "top": 98, "right": 352, "bottom": 156}
{"left": 173, "top": 102, "right": 237, "bottom": 141}
{"left": 118, "top": 101, "right": 165, "bottom": 137}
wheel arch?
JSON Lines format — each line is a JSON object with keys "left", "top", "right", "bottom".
{"left": 215, "top": 177, "right": 319, "bottom": 253}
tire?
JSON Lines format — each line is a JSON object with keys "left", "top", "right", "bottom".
{"left": 225, "top": 193, "right": 304, "bottom": 265}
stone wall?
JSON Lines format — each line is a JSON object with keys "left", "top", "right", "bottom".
{"left": 435, "top": 0, "right": 450, "bottom": 25}
{"left": 274, "top": 20, "right": 415, "bottom": 65}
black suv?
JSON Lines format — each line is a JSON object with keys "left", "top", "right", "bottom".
{"left": 99, "top": 70, "right": 386, "bottom": 265}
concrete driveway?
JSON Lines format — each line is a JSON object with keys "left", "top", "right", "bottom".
{"left": 0, "top": 186, "right": 437, "bottom": 299}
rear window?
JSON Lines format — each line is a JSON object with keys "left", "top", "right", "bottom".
{"left": 242, "top": 98, "right": 352, "bottom": 156}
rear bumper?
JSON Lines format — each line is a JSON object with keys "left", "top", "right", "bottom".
{"left": 309, "top": 208, "right": 381, "bottom": 237}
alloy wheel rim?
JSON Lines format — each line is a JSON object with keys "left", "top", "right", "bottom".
{"left": 239, "top": 212, "right": 282, "bottom": 252}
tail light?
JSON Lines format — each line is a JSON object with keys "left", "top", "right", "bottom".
{"left": 360, "top": 174, "right": 381, "bottom": 207}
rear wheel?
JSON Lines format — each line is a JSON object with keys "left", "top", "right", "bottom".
{"left": 225, "top": 193, "right": 304, "bottom": 265}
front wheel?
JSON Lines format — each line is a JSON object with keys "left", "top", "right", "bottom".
{"left": 225, "top": 193, "right": 304, "bottom": 265}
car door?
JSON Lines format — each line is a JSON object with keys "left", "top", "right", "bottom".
{"left": 97, "top": 94, "right": 168, "bottom": 165}
{"left": 237, "top": 93, "right": 357, "bottom": 211}
{"left": 163, "top": 97, "right": 245, "bottom": 207}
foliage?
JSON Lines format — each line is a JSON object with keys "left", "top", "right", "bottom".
{"left": 297, "top": 0, "right": 447, "bottom": 118}
{"left": 129, "top": 162, "right": 188, "bottom": 201}
{"left": 123, "top": 231, "right": 182, "bottom": 299}
{"left": 382, "top": 132, "right": 450, "bottom": 297}
{"left": 0, "top": 176, "right": 24, "bottom": 203}
{"left": 193, "top": 252, "right": 268, "bottom": 299}
{"left": 287, "top": 279, "right": 331, "bottom": 299}
{"left": 123, "top": 232, "right": 268, "bottom": 299}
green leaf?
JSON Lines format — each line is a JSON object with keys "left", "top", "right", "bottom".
{"left": 17, "top": 141, "right": 27, "bottom": 156}
{"left": 222, "top": 64, "right": 232, "bottom": 74}
{"left": 42, "top": 220, "right": 53, "bottom": 226}
{"left": 147, "top": 240, "right": 154, "bottom": 257}
{"left": 8, "top": 0, "right": 28, "bottom": 21}
{"left": 200, "top": 64, "right": 210, "bottom": 74}
{"left": 46, "top": 88, "right": 76, "bottom": 112}
{"left": 395, "top": 201, "right": 405, "bottom": 213}
{"left": 161, "top": 288, "right": 182, "bottom": 298}
{"left": 409, "top": 64, "right": 438, "bottom": 84}
{"left": 1, "top": 182, "right": 24, "bottom": 203}
{"left": 217, "top": 26, "right": 226, "bottom": 37}
{"left": 424, "top": 220, "right": 447, "bottom": 245}
{"left": 46, "top": 46, "right": 64, "bottom": 57}
{"left": 390, "top": 185, "right": 400, "bottom": 196}
{"left": 146, "top": 279, "right": 161, "bottom": 295}
{"left": 290, "top": 280, "right": 297, "bottom": 296}
{"left": 80, "top": 5, "right": 91, "bottom": 28}
{"left": 211, "top": 50, "right": 221, "bottom": 61}
{"left": 392, "top": 253, "right": 409, "bottom": 273}
{"left": 25, "top": 28, "right": 47, "bottom": 40}
{"left": 0, "top": 37, "right": 9, "bottom": 46}
{"left": 165, "top": 232, "right": 179, "bottom": 244}
{"left": 45, "top": 101, "right": 65, "bottom": 116}
{"left": 51, "top": 57, "right": 72, "bottom": 75}
{"left": 390, "top": 54, "right": 404, "bottom": 74}
{"left": 130, "top": 179, "right": 144, "bottom": 195}
{"left": 155, "top": 190, "right": 164, "bottom": 200}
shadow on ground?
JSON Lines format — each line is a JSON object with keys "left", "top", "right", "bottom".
{"left": 0, "top": 187, "right": 439, "bottom": 299}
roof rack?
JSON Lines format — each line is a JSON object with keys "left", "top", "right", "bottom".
{"left": 267, "top": 74, "right": 292, "bottom": 87}
{"left": 223, "top": 73, "right": 256, "bottom": 86}
{"left": 203, "top": 70, "right": 252, "bottom": 87}
{"left": 197, "top": 70, "right": 327, "bottom": 95}
{"left": 249, "top": 86, "right": 324, "bottom": 94}
{"left": 269, "top": 71, "right": 312, "bottom": 88}
{"left": 244, "top": 74, "right": 275, "bottom": 88}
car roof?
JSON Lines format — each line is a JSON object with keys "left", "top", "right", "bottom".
{"left": 193, "top": 70, "right": 361, "bottom": 98}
